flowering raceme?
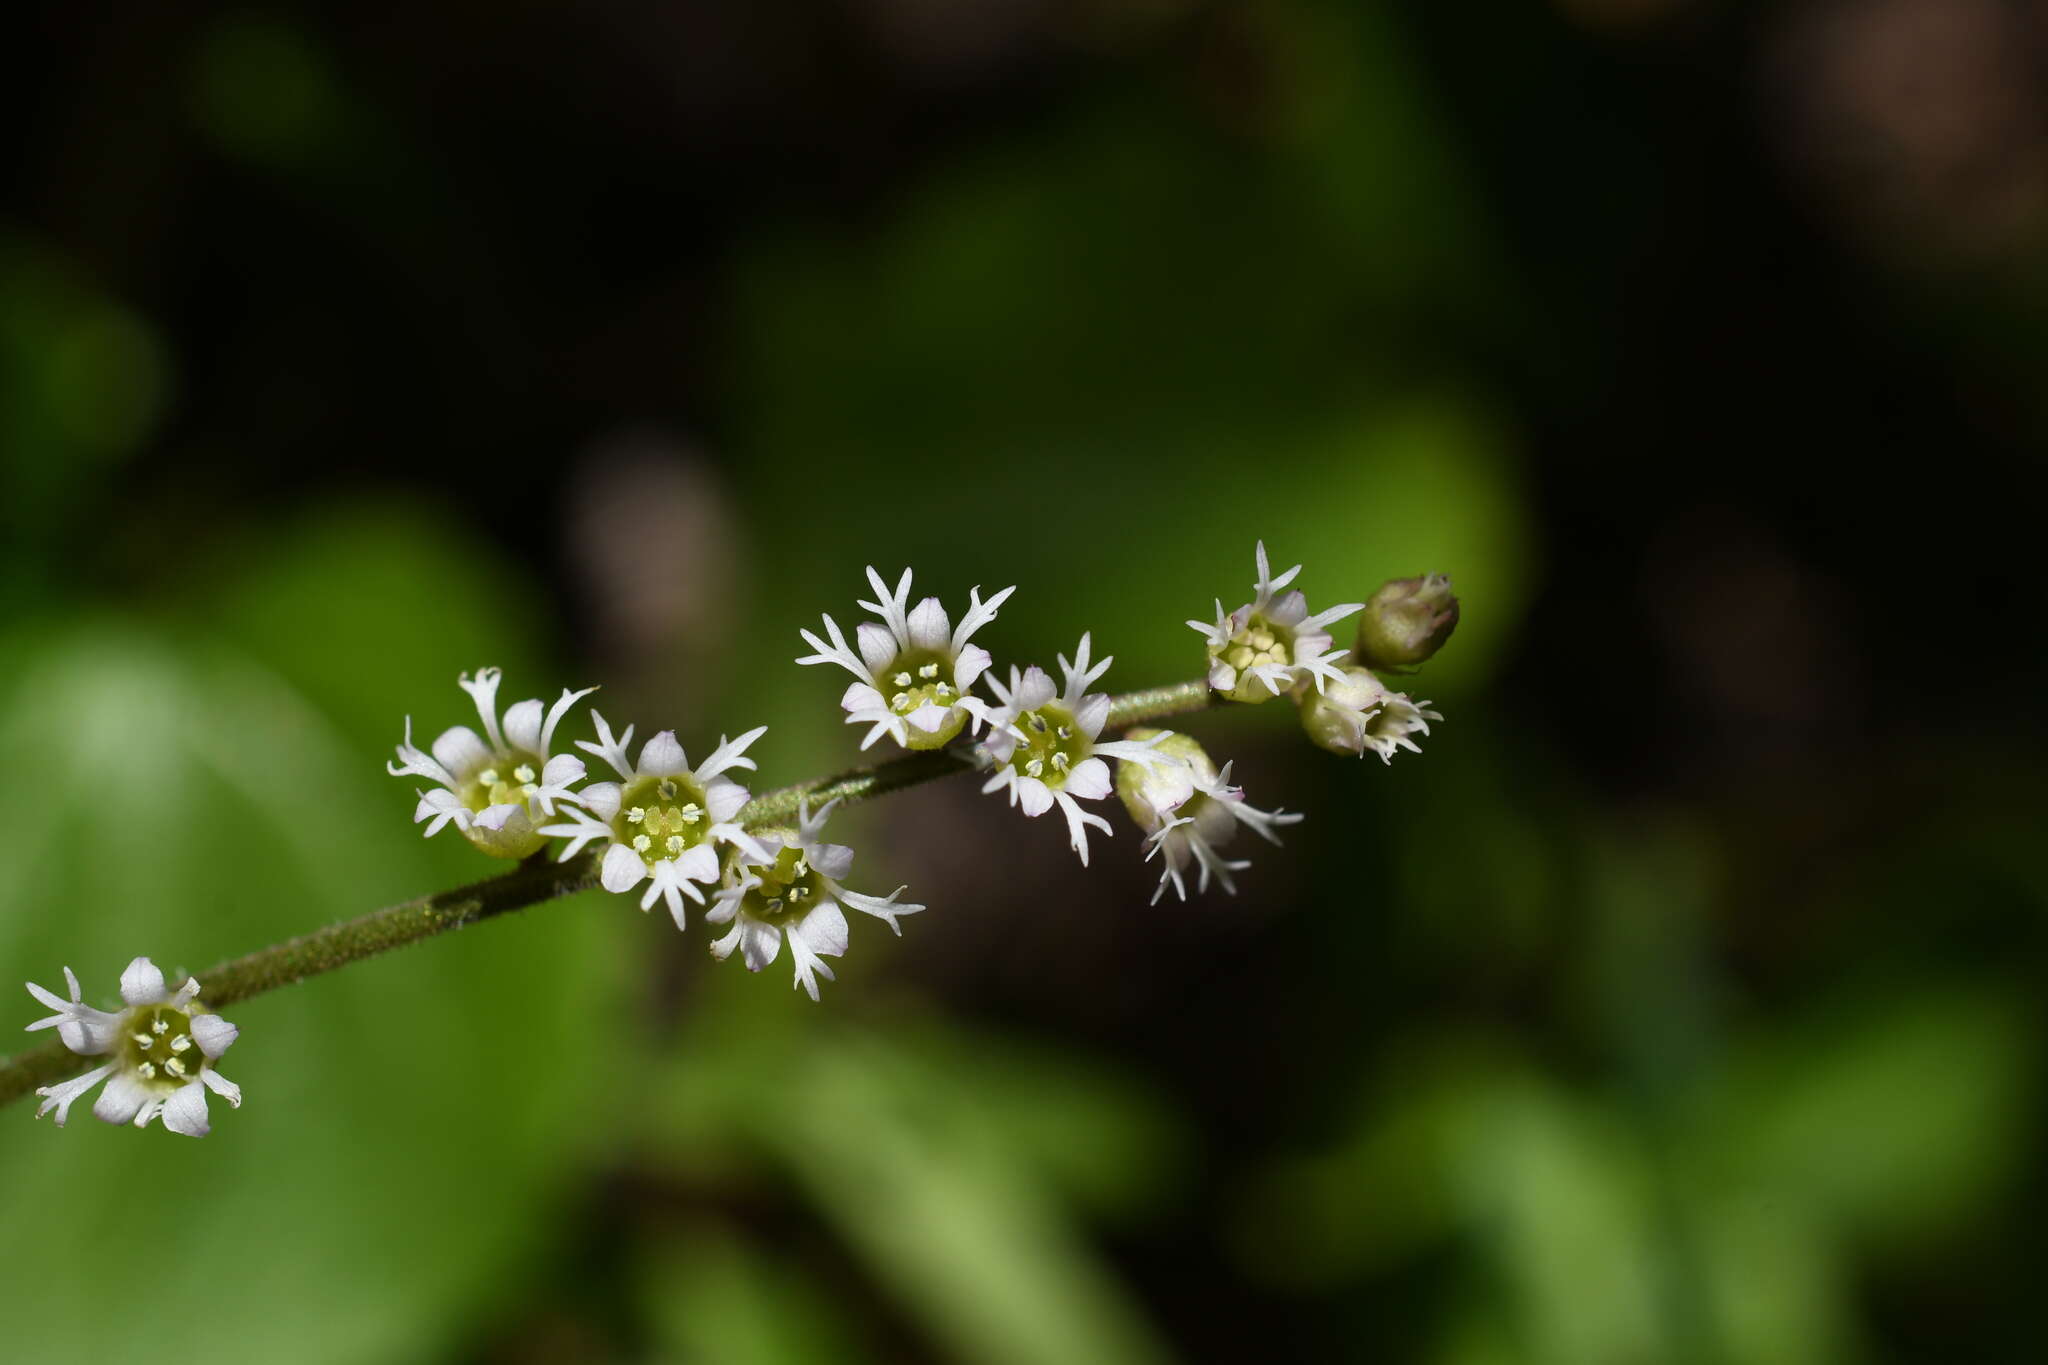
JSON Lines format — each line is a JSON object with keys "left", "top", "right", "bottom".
{"left": 12, "top": 544, "right": 1459, "bottom": 1136}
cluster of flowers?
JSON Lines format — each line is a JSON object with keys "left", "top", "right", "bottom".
{"left": 23, "top": 544, "right": 1456, "bottom": 1136}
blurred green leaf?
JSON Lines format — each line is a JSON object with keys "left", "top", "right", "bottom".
{"left": 1704, "top": 988, "right": 2034, "bottom": 1250}
{"left": 641, "top": 1220, "right": 874, "bottom": 1365}
{"left": 0, "top": 509, "right": 624, "bottom": 1362}
{"left": 652, "top": 1013, "right": 1174, "bottom": 1365}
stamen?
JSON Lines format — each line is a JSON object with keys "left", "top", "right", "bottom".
{"left": 658, "top": 779, "right": 677, "bottom": 800}
{"left": 513, "top": 764, "right": 536, "bottom": 783}
{"left": 936, "top": 683, "right": 953, "bottom": 697}
{"left": 1052, "top": 753, "right": 1070, "bottom": 772}
{"left": 680, "top": 804, "right": 702, "bottom": 824}
{"left": 479, "top": 768, "right": 500, "bottom": 786}
{"left": 918, "top": 662, "right": 939, "bottom": 679}
{"left": 1025, "top": 758, "right": 1045, "bottom": 777}
{"left": 152, "top": 1018, "right": 169, "bottom": 1035}
{"left": 170, "top": 1035, "right": 192, "bottom": 1054}
{"left": 891, "top": 692, "right": 910, "bottom": 709}
{"left": 893, "top": 671, "right": 913, "bottom": 687}
{"left": 1056, "top": 725, "right": 1072, "bottom": 740}
{"left": 633, "top": 835, "right": 653, "bottom": 853}
{"left": 165, "top": 1057, "right": 187, "bottom": 1079}
{"left": 138, "top": 1063, "right": 157, "bottom": 1080}
{"left": 664, "top": 835, "right": 682, "bottom": 854}
{"left": 767, "top": 898, "right": 784, "bottom": 913}
{"left": 133, "top": 1033, "right": 154, "bottom": 1049}
{"left": 627, "top": 807, "right": 646, "bottom": 824}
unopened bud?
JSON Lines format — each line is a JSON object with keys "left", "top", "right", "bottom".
{"left": 1353, "top": 574, "right": 1459, "bottom": 673}
{"left": 1299, "top": 666, "right": 1441, "bottom": 763}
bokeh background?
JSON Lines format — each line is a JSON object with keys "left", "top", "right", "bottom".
{"left": 4, "top": 1, "right": 2045, "bottom": 1361}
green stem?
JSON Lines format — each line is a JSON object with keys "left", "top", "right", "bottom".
{"left": 0, "top": 678, "right": 1218, "bottom": 1113}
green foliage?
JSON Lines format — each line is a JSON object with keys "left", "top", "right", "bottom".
{"left": 0, "top": 509, "right": 623, "bottom": 1362}
{"left": 650, "top": 1002, "right": 1179, "bottom": 1365}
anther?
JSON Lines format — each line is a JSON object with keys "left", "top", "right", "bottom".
{"left": 1026, "top": 759, "right": 1045, "bottom": 777}
{"left": 152, "top": 1018, "right": 169, "bottom": 1035}
{"left": 170, "top": 1035, "right": 192, "bottom": 1054}
{"left": 1053, "top": 753, "right": 1070, "bottom": 772}
{"left": 680, "top": 804, "right": 702, "bottom": 824}
{"left": 627, "top": 807, "right": 645, "bottom": 824}
{"left": 1056, "top": 726, "right": 1072, "bottom": 740}
{"left": 894, "top": 671, "right": 913, "bottom": 687}
{"left": 918, "top": 663, "right": 939, "bottom": 679}
{"left": 479, "top": 768, "right": 500, "bottom": 786}
{"left": 132, "top": 1032, "right": 154, "bottom": 1049}
{"left": 165, "top": 1057, "right": 187, "bottom": 1079}
{"left": 513, "top": 764, "right": 536, "bottom": 783}
{"left": 658, "top": 780, "right": 677, "bottom": 800}
{"left": 892, "top": 692, "right": 910, "bottom": 709}
{"left": 138, "top": 1063, "right": 157, "bottom": 1081}
{"left": 633, "top": 835, "right": 653, "bottom": 854}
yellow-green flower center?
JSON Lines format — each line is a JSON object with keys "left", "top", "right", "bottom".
{"left": 118, "top": 1005, "right": 207, "bottom": 1093}
{"left": 617, "top": 774, "right": 713, "bottom": 866}
{"left": 881, "top": 648, "right": 959, "bottom": 718}
{"left": 458, "top": 749, "right": 547, "bottom": 814}
{"left": 739, "top": 844, "right": 826, "bottom": 927}
{"left": 1220, "top": 615, "right": 1293, "bottom": 674}
{"left": 1008, "top": 704, "right": 1088, "bottom": 790}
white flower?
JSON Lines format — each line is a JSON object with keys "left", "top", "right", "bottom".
{"left": 1114, "top": 730, "right": 1303, "bottom": 904}
{"left": 1190, "top": 542, "right": 1362, "bottom": 703}
{"left": 389, "top": 667, "right": 597, "bottom": 859}
{"left": 797, "top": 567, "right": 1014, "bottom": 751}
{"left": 977, "top": 633, "right": 1178, "bottom": 866}
{"left": 540, "top": 714, "right": 771, "bottom": 929}
{"left": 24, "top": 957, "right": 242, "bottom": 1137}
{"left": 1299, "top": 665, "right": 1442, "bottom": 762}
{"left": 706, "top": 800, "right": 923, "bottom": 1000}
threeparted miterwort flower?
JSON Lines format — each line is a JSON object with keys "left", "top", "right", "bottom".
{"left": 1115, "top": 730, "right": 1303, "bottom": 903}
{"left": 977, "top": 633, "right": 1178, "bottom": 865}
{"left": 1190, "top": 543, "right": 1362, "bottom": 703}
{"left": 1298, "top": 665, "right": 1442, "bottom": 762}
{"left": 707, "top": 800, "right": 923, "bottom": 1000}
{"left": 541, "top": 714, "right": 771, "bottom": 927}
{"left": 389, "top": 667, "right": 597, "bottom": 859}
{"left": 797, "top": 566, "right": 1014, "bottom": 750}
{"left": 24, "top": 958, "right": 241, "bottom": 1137}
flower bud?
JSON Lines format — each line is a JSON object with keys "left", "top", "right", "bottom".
{"left": 1353, "top": 574, "right": 1459, "bottom": 673}
{"left": 1299, "top": 666, "right": 1441, "bottom": 762}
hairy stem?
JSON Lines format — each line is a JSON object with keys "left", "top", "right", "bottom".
{"left": 0, "top": 678, "right": 1217, "bottom": 1112}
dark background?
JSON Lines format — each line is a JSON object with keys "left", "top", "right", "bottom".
{"left": 3, "top": 2, "right": 2044, "bottom": 1362}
